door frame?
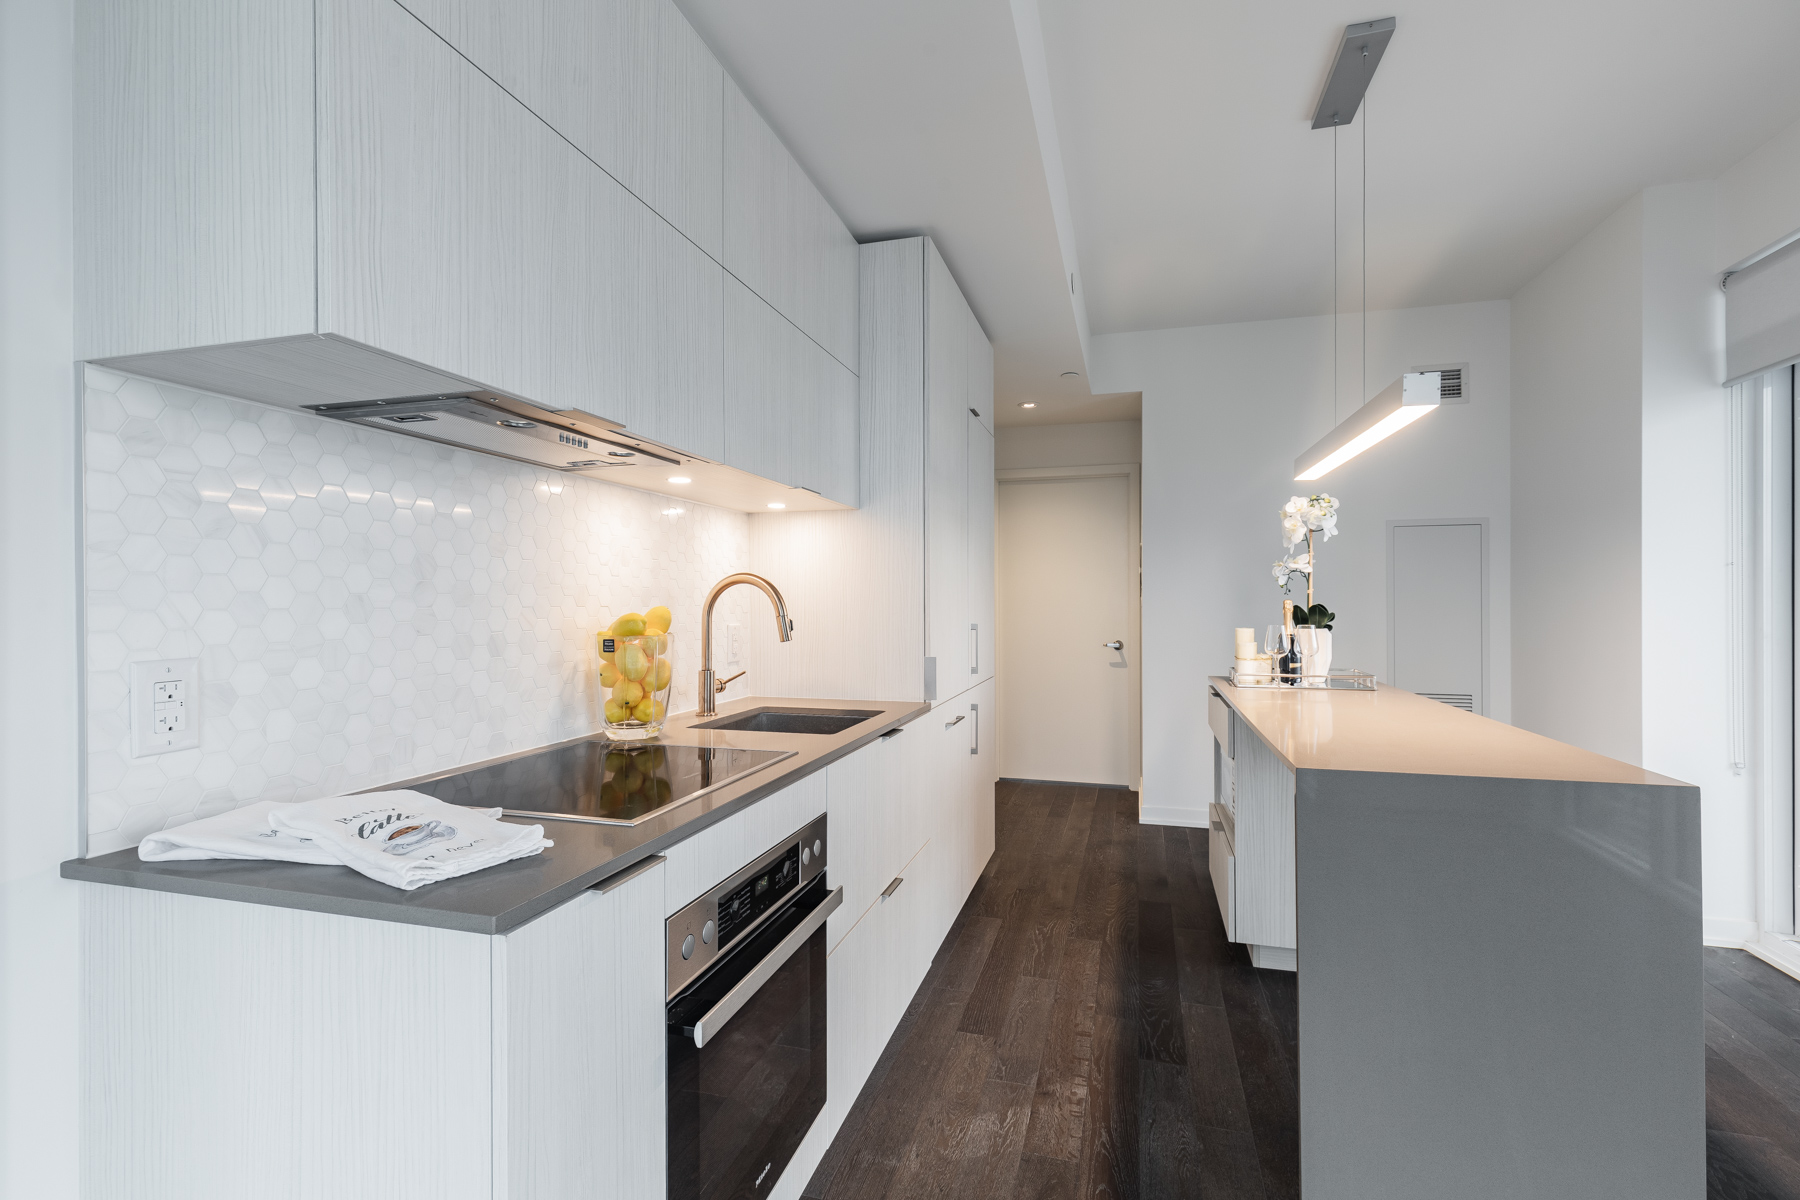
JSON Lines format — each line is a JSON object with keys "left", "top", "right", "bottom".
{"left": 1384, "top": 517, "right": 1490, "bottom": 716}
{"left": 996, "top": 463, "right": 1143, "bottom": 790}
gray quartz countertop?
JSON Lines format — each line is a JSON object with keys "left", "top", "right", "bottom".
{"left": 1210, "top": 677, "right": 1686, "bottom": 786}
{"left": 61, "top": 696, "right": 930, "bottom": 935}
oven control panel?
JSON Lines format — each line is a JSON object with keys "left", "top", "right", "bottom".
{"left": 665, "top": 812, "right": 827, "bottom": 998}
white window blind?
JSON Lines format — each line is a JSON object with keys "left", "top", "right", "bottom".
{"left": 1726, "top": 239, "right": 1800, "bottom": 384}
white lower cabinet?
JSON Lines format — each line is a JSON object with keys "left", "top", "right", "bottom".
{"left": 79, "top": 858, "right": 668, "bottom": 1200}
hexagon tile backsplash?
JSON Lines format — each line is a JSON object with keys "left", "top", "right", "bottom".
{"left": 82, "top": 365, "right": 756, "bottom": 855}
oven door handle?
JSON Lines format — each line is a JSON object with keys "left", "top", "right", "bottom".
{"left": 686, "top": 886, "right": 843, "bottom": 1048}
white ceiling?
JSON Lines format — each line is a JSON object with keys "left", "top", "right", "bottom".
{"left": 675, "top": 0, "right": 1800, "bottom": 424}
{"left": 1039, "top": 0, "right": 1800, "bottom": 334}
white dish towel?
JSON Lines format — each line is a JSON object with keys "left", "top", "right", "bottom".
{"left": 268, "top": 791, "right": 552, "bottom": 891}
{"left": 138, "top": 800, "right": 343, "bottom": 865}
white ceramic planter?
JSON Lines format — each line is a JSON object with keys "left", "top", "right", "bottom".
{"left": 1295, "top": 627, "right": 1333, "bottom": 686}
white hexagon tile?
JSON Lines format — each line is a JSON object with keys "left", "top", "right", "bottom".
{"left": 82, "top": 365, "right": 757, "bottom": 855}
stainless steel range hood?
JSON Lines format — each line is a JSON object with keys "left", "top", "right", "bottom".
{"left": 304, "top": 390, "right": 844, "bottom": 513}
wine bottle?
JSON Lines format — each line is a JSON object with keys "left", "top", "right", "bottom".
{"left": 1280, "top": 600, "right": 1299, "bottom": 685}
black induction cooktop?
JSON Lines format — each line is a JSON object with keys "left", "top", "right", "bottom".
{"left": 411, "top": 740, "right": 795, "bottom": 826}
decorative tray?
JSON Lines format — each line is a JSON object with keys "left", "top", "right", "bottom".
{"left": 1226, "top": 667, "right": 1377, "bottom": 691}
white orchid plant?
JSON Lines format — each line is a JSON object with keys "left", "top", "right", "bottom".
{"left": 1271, "top": 494, "right": 1339, "bottom": 607}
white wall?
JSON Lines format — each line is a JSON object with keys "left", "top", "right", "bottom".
{"left": 995, "top": 418, "right": 1139, "bottom": 469}
{"left": 1510, "top": 194, "right": 1646, "bottom": 765}
{"left": 1511, "top": 134, "right": 1800, "bottom": 947}
{"left": 1091, "top": 300, "right": 1513, "bottom": 826}
{"left": 0, "top": 0, "right": 81, "bottom": 1192}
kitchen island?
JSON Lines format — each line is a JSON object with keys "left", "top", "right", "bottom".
{"left": 1209, "top": 679, "right": 1701, "bottom": 1200}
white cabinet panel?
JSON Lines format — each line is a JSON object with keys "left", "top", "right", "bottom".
{"left": 500, "top": 860, "right": 667, "bottom": 1200}
{"left": 725, "top": 276, "right": 859, "bottom": 505}
{"left": 400, "top": 0, "right": 725, "bottom": 258}
{"left": 75, "top": 0, "right": 316, "bottom": 359}
{"left": 723, "top": 78, "right": 859, "bottom": 372}
{"left": 317, "top": 0, "right": 724, "bottom": 459}
{"left": 824, "top": 733, "right": 889, "bottom": 949}
{"left": 82, "top": 886, "right": 495, "bottom": 1200}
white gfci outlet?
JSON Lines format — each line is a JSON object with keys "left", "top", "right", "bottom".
{"left": 726, "top": 622, "right": 742, "bottom": 669}
{"left": 131, "top": 658, "right": 199, "bottom": 757}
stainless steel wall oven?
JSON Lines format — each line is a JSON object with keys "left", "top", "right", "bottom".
{"left": 667, "top": 814, "right": 840, "bottom": 1200}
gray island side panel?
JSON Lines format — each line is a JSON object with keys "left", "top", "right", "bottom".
{"left": 1295, "top": 766, "right": 1703, "bottom": 1200}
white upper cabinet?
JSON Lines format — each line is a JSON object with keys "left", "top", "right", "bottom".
{"left": 74, "top": 0, "right": 318, "bottom": 359}
{"left": 395, "top": 0, "right": 725, "bottom": 259}
{"left": 723, "top": 78, "right": 860, "bottom": 373}
{"left": 318, "top": 0, "right": 725, "bottom": 459}
{"left": 724, "top": 276, "right": 858, "bottom": 505}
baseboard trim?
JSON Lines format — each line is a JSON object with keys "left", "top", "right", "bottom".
{"left": 1138, "top": 804, "right": 1207, "bottom": 828}
{"left": 1704, "top": 917, "right": 1762, "bottom": 947}
{"left": 999, "top": 777, "right": 1135, "bottom": 791}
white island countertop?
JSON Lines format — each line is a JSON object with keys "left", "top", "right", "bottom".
{"left": 1210, "top": 677, "right": 1686, "bottom": 787}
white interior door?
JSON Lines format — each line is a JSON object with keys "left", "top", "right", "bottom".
{"left": 997, "top": 474, "right": 1133, "bottom": 786}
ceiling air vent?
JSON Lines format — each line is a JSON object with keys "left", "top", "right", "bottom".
{"left": 1411, "top": 363, "right": 1469, "bottom": 405}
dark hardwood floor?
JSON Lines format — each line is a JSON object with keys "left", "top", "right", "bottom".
{"left": 807, "top": 780, "right": 1800, "bottom": 1200}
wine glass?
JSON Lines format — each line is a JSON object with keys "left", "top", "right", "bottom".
{"left": 1264, "top": 625, "right": 1287, "bottom": 683}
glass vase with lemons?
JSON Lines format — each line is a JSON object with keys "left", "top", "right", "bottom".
{"left": 598, "top": 605, "right": 675, "bottom": 741}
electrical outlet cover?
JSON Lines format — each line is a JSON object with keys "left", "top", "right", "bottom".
{"left": 131, "top": 658, "right": 199, "bottom": 757}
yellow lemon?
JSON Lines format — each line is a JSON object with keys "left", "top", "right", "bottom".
{"left": 631, "top": 696, "right": 659, "bottom": 724}
{"left": 614, "top": 679, "right": 644, "bottom": 706}
{"left": 611, "top": 612, "right": 648, "bottom": 637}
{"left": 649, "top": 657, "right": 673, "bottom": 692}
{"left": 603, "top": 699, "right": 631, "bottom": 724}
{"left": 645, "top": 605, "right": 672, "bottom": 634}
{"left": 619, "top": 643, "right": 650, "bottom": 682}
{"left": 599, "top": 661, "right": 620, "bottom": 689}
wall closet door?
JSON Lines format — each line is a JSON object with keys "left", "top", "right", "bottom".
{"left": 967, "top": 419, "right": 996, "bottom": 684}
{"left": 925, "top": 243, "right": 969, "bottom": 698}
{"left": 722, "top": 78, "right": 859, "bottom": 372}
{"left": 395, "top": 0, "right": 725, "bottom": 257}
{"left": 317, "top": 0, "right": 724, "bottom": 458}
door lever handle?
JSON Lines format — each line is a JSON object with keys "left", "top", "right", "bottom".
{"left": 1104, "top": 641, "right": 1124, "bottom": 651}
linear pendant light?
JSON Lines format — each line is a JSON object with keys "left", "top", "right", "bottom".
{"left": 1294, "top": 16, "right": 1438, "bottom": 483}
{"left": 1295, "top": 371, "right": 1443, "bottom": 480}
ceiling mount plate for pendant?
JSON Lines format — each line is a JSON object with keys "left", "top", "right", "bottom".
{"left": 1310, "top": 18, "right": 1395, "bottom": 129}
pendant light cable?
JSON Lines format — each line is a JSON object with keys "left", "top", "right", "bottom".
{"left": 1362, "top": 94, "right": 1368, "bottom": 408}
{"left": 1332, "top": 125, "right": 1339, "bottom": 424}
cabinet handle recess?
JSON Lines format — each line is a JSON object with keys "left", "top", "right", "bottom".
{"left": 970, "top": 623, "right": 979, "bottom": 674}
{"left": 881, "top": 876, "right": 905, "bottom": 898}
{"left": 879, "top": 727, "right": 905, "bottom": 740}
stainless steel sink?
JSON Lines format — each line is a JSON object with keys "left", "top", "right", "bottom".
{"left": 693, "top": 707, "right": 882, "bottom": 735}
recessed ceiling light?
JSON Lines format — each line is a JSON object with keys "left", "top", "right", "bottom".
{"left": 1019, "top": 402, "right": 1036, "bottom": 409}
{"left": 662, "top": 507, "right": 685, "bottom": 516}
{"left": 1060, "top": 371, "right": 1080, "bottom": 379}
{"left": 667, "top": 476, "right": 691, "bottom": 484}
{"left": 767, "top": 502, "right": 786, "bottom": 509}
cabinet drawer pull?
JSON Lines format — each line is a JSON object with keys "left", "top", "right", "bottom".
{"left": 881, "top": 876, "right": 905, "bottom": 898}
{"left": 592, "top": 854, "right": 665, "bottom": 895}
{"left": 945, "top": 714, "right": 965, "bottom": 729}
{"left": 879, "top": 727, "right": 905, "bottom": 740}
